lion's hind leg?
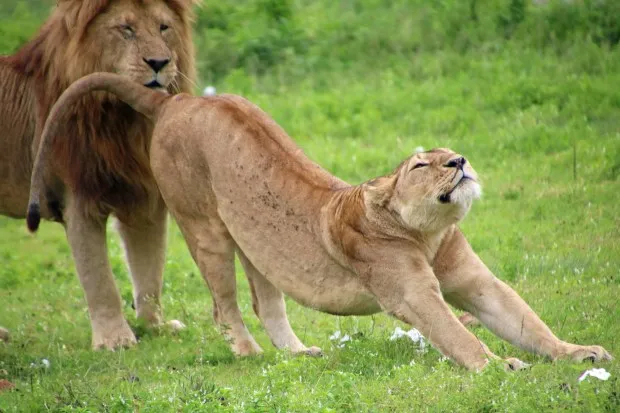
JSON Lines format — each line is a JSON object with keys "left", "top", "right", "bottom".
{"left": 237, "top": 250, "right": 322, "bottom": 356}
{"left": 116, "top": 199, "right": 184, "bottom": 332}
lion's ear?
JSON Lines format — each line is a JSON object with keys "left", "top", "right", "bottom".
{"left": 364, "top": 176, "right": 395, "bottom": 207}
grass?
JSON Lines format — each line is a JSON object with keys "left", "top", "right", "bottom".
{"left": 1, "top": 0, "right": 620, "bottom": 411}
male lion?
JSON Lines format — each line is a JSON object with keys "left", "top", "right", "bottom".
{"left": 29, "top": 73, "right": 612, "bottom": 370}
{"left": 0, "top": 0, "right": 197, "bottom": 349}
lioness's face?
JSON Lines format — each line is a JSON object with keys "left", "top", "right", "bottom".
{"left": 86, "top": 0, "right": 182, "bottom": 91}
{"left": 390, "top": 148, "right": 481, "bottom": 231}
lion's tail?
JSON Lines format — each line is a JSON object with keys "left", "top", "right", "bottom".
{"left": 26, "top": 72, "right": 169, "bottom": 232}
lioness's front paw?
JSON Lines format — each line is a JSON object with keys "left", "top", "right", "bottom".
{"left": 92, "top": 320, "right": 137, "bottom": 350}
{"left": 504, "top": 357, "right": 531, "bottom": 371}
{"left": 561, "top": 345, "right": 612, "bottom": 363}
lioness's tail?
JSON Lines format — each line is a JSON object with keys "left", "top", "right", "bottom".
{"left": 26, "top": 72, "right": 170, "bottom": 232}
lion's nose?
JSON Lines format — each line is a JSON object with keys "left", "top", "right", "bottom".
{"left": 144, "top": 58, "right": 170, "bottom": 73}
{"left": 445, "top": 157, "right": 466, "bottom": 168}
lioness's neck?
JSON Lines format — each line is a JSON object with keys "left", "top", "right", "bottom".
{"left": 320, "top": 184, "right": 453, "bottom": 267}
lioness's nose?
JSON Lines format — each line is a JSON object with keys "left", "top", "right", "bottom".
{"left": 144, "top": 58, "right": 170, "bottom": 73}
{"left": 445, "top": 157, "right": 466, "bottom": 168}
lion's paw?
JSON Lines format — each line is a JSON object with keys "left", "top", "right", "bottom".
{"left": 0, "top": 327, "right": 9, "bottom": 342}
{"left": 92, "top": 321, "right": 137, "bottom": 351}
{"left": 504, "top": 357, "right": 531, "bottom": 371}
{"left": 563, "top": 345, "right": 612, "bottom": 363}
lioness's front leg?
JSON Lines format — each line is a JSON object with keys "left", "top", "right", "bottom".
{"left": 64, "top": 198, "right": 136, "bottom": 350}
{"left": 435, "top": 228, "right": 612, "bottom": 362}
{"left": 357, "top": 251, "right": 517, "bottom": 371}
{"left": 237, "top": 250, "right": 322, "bottom": 356}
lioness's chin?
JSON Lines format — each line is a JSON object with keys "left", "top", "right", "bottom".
{"left": 449, "top": 179, "right": 481, "bottom": 206}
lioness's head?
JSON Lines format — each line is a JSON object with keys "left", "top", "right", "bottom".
{"left": 366, "top": 148, "right": 481, "bottom": 233}
{"left": 56, "top": 0, "right": 196, "bottom": 93}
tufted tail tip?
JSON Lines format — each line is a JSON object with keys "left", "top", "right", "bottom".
{"left": 26, "top": 203, "right": 40, "bottom": 232}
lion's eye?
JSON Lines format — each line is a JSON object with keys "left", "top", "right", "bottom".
{"left": 160, "top": 24, "right": 169, "bottom": 32}
{"left": 411, "top": 162, "right": 428, "bottom": 171}
{"left": 119, "top": 24, "right": 135, "bottom": 39}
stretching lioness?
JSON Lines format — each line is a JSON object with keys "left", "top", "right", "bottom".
{"left": 28, "top": 73, "right": 612, "bottom": 370}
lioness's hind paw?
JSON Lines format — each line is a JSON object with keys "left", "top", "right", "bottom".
{"left": 302, "top": 346, "right": 323, "bottom": 357}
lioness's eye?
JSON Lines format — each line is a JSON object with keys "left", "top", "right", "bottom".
{"left": 160, "top": 24, "right": 169, "bottom": 32}
{"left": 411, "top": 162, "right": 428, "bottom": 171}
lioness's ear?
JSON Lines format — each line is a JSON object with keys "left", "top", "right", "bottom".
{"left": 364, "top": 176, "right": 396, "bottom": 207}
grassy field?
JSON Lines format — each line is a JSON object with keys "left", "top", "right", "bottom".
{"left": 1, "top": 0, "right": 619, "bottom": 411}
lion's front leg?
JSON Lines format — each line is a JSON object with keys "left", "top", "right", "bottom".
{"left": 435, "top": 228, "right": 612, "bottom": 363}
{"left": 64, "top": 199, "right": 136, "bottom": 350}
{"left": 116, "top": 199, "right": 183, "bottom": 332}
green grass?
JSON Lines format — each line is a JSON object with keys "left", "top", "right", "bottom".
{"left": 1, "top": 0, "right": 620, "bottom": 411}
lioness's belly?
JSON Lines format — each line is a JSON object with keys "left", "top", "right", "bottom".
{"left": 215, "top": 181, "right": 380, "bottom": 316}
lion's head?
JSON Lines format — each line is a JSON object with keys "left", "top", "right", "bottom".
{"left": 59, "top": 0, "right": 197, "bottom": 93}
{"left": 366, "top": 148, "right": 481, "bottom": 233}
{"left": 13, "top": 0, "right": 197, "bottom": 103}
{"left": 8, "top": 0, "right": 197, "bottom": 219}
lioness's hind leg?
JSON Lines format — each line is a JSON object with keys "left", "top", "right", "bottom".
{"left": 178, "top": 218, "right": 262, "bottom": 356}
{"left": 237, "top": 250, "right": 322, "bottom": 356}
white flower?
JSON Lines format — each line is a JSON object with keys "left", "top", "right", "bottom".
{"left": 329, "top": 331, "right": 341, "bottom": 341}
{"left": 389, "top": 327, "right": 426, "bottom": 349}
{"left": 578, "top": 368, "right": 611, "bottom": 382}
{"left": 41, "top": 359, "right": 50, "bottom": 369}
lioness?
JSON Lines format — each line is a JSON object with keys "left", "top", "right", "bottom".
{"left": 28, "top": 73, "right": 612, "bottom": 370}
{"left": 0, "top": 0, "right": 197, "bottom": 349}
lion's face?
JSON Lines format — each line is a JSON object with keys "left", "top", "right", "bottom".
{"left": 385, "top": 148, "right": 481, "bottom": 232}
{"left": 77, "top": 0, "right": 185, "bottom": 91}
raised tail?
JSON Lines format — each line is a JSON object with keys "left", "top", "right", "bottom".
{"left": 26, "top": 72, "right": 170, "bottom": 232}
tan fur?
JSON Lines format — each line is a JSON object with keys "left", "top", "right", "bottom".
{"left": 30, "top": 73, "right": 612, "bottom": 369}
{"left": 0, "top": 0, "right": 197, "bottom": 349}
